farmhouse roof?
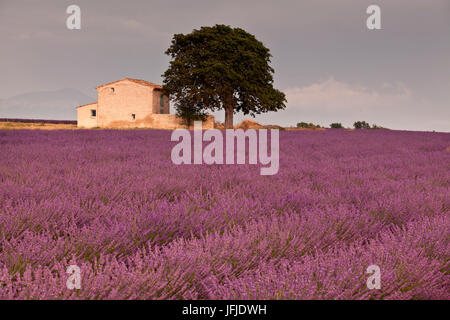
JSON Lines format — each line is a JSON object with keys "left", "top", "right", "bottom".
{"left": 96, "top": 78, "right": 163, "bottom": 90}
{"left": 76, "top": 102, "right": 97, "bottom": 109}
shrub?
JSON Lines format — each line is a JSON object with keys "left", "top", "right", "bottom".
{"left": 354, "top": 121, "right": 371, "bottom": 129}
{"left": 330, "top": 123, "right": 344, "bottom": 129}
{"left": 297, "top": 122, "right": 321, "bottom": 129}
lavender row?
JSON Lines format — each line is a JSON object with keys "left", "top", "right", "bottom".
{"left": 0, "top": 129, "right": 448, "bottom": 299}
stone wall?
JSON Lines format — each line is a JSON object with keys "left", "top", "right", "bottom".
{"left": 77, "top": 78, "right": 214, "bottom": 130}
{"left": 97, "top": 80, "right": 153, "bottom": 127}
{"left": 103, "top": 114, "right": 215, "bottom": 129}
{"left": 77, "top": 103, "right": 98, "bottom": 128}
{"left": 152, "top": 89, "right": 170, "bottom": 114}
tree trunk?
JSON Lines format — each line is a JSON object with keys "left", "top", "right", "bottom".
{"left": 224, "top": 105, "right": 234, "bottom": 129}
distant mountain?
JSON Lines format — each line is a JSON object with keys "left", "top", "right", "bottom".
{"left": 0, "top": 88, "right": 94, "bottom": 120}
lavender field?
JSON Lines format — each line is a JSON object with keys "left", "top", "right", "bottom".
{"left": 0, "top": 129, "right": 448, "bottom": 299}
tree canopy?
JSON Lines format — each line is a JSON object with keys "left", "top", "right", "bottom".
{"left": 162, "top": 24, "right": 287, "bottom": 128}
{"left": 354, "top": 121, "right": 371, "bottom": 129}
{"left": 330, "top": 123, "right": 344, "bottom": 129}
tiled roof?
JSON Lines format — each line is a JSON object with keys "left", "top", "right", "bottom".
{"left": 96, "top": 78, "right": 163, "bottom": 89}
{"left": 76, "top": 102, "right": 97, "bottom": 109}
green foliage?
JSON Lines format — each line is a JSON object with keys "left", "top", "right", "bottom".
{"left": 162, "top": 24, "right": 287, "bottom": 128}
{"left": 330, "top": 123, "right": 344, "bottom": 129}
{"left": 297, "top": 122, "right": 321, "bottom": 129}
{"left": 371, "top": 124, "right": 387, "bottom": 130}
{"left": 353, "top": 121, "right": 371, "bottom": 129}
{"left": 353, "top": 121, "right": 388, "bottom": 130}
{"left": 174, "top": 97, "right": 208, "bottom": 126}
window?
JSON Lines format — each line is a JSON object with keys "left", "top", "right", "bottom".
{"left": 160, "top": 94, "right": 164, "bottom": 107}
{"left": 90, "top": 109, "right": 96, "bottom": 117}
{"left": 131, "top": 114, "right": 136, "bottom": 120}
{"left": 110, "top": 87, "right": 115, "bottom": 93}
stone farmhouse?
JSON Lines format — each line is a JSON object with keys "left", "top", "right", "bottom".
{"left": 77, "top": 78, "right": 214, "bottom": 129}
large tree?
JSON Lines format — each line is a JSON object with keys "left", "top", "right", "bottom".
{"left": 162, "top": 24, "right": 287, "bottom": 128}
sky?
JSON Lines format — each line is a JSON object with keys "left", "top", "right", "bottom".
{"left": 0, "top": 0, "right": 449, "bottom": 131}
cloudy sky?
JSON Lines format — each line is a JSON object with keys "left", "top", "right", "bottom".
{"left": 0, "top": 0, "right": 449, "bottom": 131}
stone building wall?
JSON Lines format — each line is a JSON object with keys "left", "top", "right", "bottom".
{"left": 76, "top": 103, "right": 98, "bottom": 128}
{"left": 152, "top": 89, "right": 170, "bottom": 114}
{"left": 76, "top": 78, "right": 214, "bottom": 129}
{"left": 101, "top": 114, "right": 215, "bottom": 129}
{"left": 97, "top": 80, "right": 153, "bottom": 127}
